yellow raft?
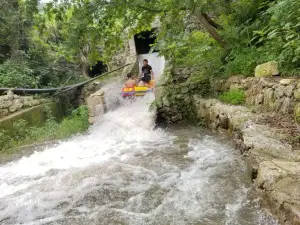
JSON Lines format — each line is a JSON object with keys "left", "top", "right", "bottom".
{"left": 121, "top": 80, "right": 155, "bottom": 98}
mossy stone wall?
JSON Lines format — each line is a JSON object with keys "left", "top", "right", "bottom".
{"left": 0, "top": 102, "right": 65, "bottom": 132}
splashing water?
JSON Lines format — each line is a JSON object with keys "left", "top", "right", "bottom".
{"left": 0, "top": 53, "right": 278, "bottom": 225}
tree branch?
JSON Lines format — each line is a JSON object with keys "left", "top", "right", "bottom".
{"left": 202, "top": 13, "right": 223, "bottom": 30}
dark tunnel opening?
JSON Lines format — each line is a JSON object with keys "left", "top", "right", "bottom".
{"left": 89, "top": 61, "right": 108, "bottom": 78}
{"left": 134, "top": 29, "right": 158, "bottom": 55}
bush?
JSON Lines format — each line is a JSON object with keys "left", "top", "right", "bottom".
{"left": 0, "top": 60, "right": 39, "bottom": 88}
{"left": 56, "top": 106, "right": 90, "bottom": 138}
{"left": 219, "top": 89, "right": 245, "bottom": 105}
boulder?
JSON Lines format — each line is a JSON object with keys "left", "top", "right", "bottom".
{"left": 255, "top": 94, "right": 264, "bottom": 105}
{"left": 255, "top": 61, "right": 279, "bottom": 77}
{"left": 294, "top": 103, "right": 300, "bottom": 120}
{"left": 274, "top": 85, "right": 284, "bottom": 99}
{"left": 279, "top": 97, "right": 292, "bottom": 114}
{"left": 256, "top": 160, "right": 300, "bottom": 224}
{"left": 87, "top": 83, "right": 95, "bottom": 92}
{"left": 257, "top": 160, "right": 300, "bottom": 188}
{"left": 9, "top": 99, "right": 24, "bottom": 113}
{"left": 7, "top": 90, "right": 14, "bottom": 101}
{"left": 242, "top": 123, "right": 294, "bottom": 170}
{"left": 171, "top": 114, "right": 182, "bottom": 123}
{"left": 280, "top": 79, "right": 294, "bottom": 86}
{"left": 0, "top": 100, "right": 13, "bottom": 109}
{"left": 284, "top": 85, "right": 295, "bottom": 97}
{"left": 230, "top": 83, "right": 243, "bottom": 91}
{"left": 294, "top": 88, "right": 300, "bottom": 100}
{"left": 263, "top": 88, "right": 275, "bottom": 109}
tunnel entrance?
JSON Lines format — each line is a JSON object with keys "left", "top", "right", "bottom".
{"left": 89, "top": 61, "right": 108, "bottom": 78}
{"left": 134, "top": 29, "right": 158, "bottom": 55}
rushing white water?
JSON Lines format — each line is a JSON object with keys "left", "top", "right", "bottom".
{"left": 0, "top": 53, "right": 278, "bottom": 225}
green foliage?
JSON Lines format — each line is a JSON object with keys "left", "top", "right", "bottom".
{"left": 0, "top": 59, "right": 37, "bottom": 87}
{"left": 0, "top": 106, "right": 89, "bottom": 153}
{"left": 219, "top": 89, "right": 245, "bottom": 105}
{"left": 55, "top": 106, "right": 90, "bottom": 138}
{"left": 1, "top": 0, "right": 300, "bottom": 90}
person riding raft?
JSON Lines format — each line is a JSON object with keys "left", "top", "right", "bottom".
{"left": 124, "top": 72, "right": 137, "bottom": 88}
{"left": 138, "top": 59, "right": 153, "bottom": 86}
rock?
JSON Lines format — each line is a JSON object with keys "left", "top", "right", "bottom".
{"left": 243, "top": 123, "right": 294, "bottom": 170}
{"left": 257, "top": 160, "right": 300, "bottom": 188}
{"left": 230, "top": 83, "right": 243, "bottom": 91}
{"left": 294, "top": 88, "right": 300, "bottom": 100}
{"left": 274, "top": 85, "right": 284, "bottom": 99}
{"left": 181, "top": 86, "right": 189, "bottom": 94}
{"left": 256, "top": 160, "right": 300, "bottom": 224}
{"left": 213, "top": 80, "right": 225, "bottom": 92}
{"left": 82, "top": 87, "right": 89, "bottom": 95}
{"left": 160, "top": 107, "right": 172, "bottom": 115}
{"left": 284, "top": 85, "right": 295, "bottom": 97}
{"left": 13, "top": 95, "right": 20, "bottom": 99}
{"left": 280, "top": 79, "right": 294, "bottom": 86}
{"left": 294, "top": 103, "right": 300, "bottom": 119}
{"left": 87, "top": 83, "right": 95, "bottom": 92}
{"left": 0, "top": 100, "right": 12, "bottom": 109}
{"left": 91, "top": 90, "right": 104, "bottom": 97}
{"left": 6, "top": 91, "right": 14, "bottom": 100}
{"left": 279, "top": 97, "right": 291, "bottom": 114}
{"left": 171, "top": 114, "right": 182, "bottom": 123}
{"left": 259, "top": 78, "right": 269, "bottom": 88}
{"left": 32, "top": 100, "right": 41, "bottom": 106}
{"left": 162, "top": 97, "right": 171, "bottom": 107}
{"left": 255, "top": 94, "right": 264, "bottom": 105}
{"left": 255, "top": 61, "right": 279, "bottom": 77}
{"left": 9, "top": 99, "right": 24, "bottom": 113}
{"left": 263, "top": 88, "right": 275, "bottom": 108}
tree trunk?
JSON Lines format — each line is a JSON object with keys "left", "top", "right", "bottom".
{"left": 195, "top": 11, "right": 226, "bottom": 48}
{"left": 82, "top": 63, "right": 90, "bottom": 78}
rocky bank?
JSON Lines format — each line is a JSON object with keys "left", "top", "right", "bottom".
{"left": 156, "top": 64, "right": 300, "bottom": 224}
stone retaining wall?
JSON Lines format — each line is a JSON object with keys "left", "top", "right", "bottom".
{"left": 194, "top": 97, "right": 300, "bottom": 225}
{"left": 0, "top": 91, "right": 50, "bottom": 119}
{"left": 212, "top": 76, "right": 300, "bottom": 117}
{"left": 0, "top": 102, "right": 65, "bottom": 132}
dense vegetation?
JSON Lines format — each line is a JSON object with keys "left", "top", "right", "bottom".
{"left": 0, "top": 0, "right": 299, "bottom": 89}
